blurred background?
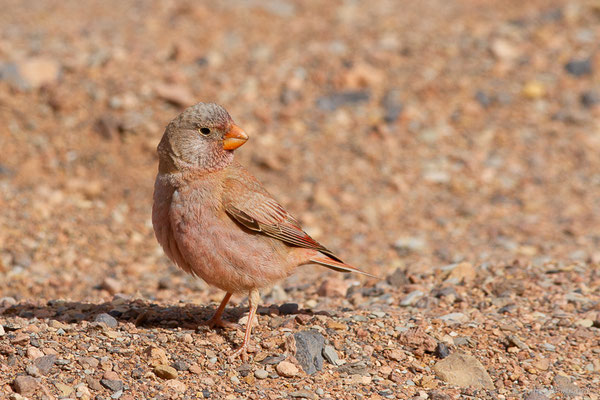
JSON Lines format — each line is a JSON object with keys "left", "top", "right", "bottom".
{"left": 0, "top": 0, "right": 599, "bottom": 304}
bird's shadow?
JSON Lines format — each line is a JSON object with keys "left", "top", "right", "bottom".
{"left": 0, "top": 298, "right": 322, "bottom": 335}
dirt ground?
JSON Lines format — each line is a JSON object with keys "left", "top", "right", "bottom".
{"left": 1, "top": 0, "right": 599, "bottom": 399}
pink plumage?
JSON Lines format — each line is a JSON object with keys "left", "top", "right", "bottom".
{"left": 152, "top": 102, "right": 374, "bottom": 358}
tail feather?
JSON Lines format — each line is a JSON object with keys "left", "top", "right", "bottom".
{"left": 310, "top": 256, "right": 378, "bottom": 278}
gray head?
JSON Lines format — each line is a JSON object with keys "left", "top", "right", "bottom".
{"left": 157, "top": 103, "right": 248, "bottom": 173}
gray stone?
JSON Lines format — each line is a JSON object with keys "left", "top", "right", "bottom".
{"left": 316, "top": 90, "right": 370, "bottom": 111}
{"left": 100, "top": 379, "right": 124, "bottom": 392}
{"left": 293, "top": 330, "right": 325, "bottom": 375}
{"left": 553, "top": 375, "right": 583, "bottom": 397}
{"left": 400, "top": 290, "right": 424, "bottom": 307}
{"left": 254, "top": 369, "right": 268, "bottom": 379}
{"left": 95, "top": 313, "right": 118, "bottom": 328}
{"left": 322, "top": 345, "right": 340, "bottom": 365}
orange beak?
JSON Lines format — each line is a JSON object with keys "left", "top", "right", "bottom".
{"left": 223, "top": 124, "right": 248, "bottom": 150}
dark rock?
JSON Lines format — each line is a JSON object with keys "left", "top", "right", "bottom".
{"left": 429, "top": 390, "right": 452, "bottom": 400}
{"left": 316, "top": 90, "right": 370, "bottom": 111}
{"left": 497, "top": 304, "right": 517, "bottom": 314}
{"left": 34, "top": 354, "right": 57, "bottom": 375}
{"left": 259, "top": 354, "right": 286, "bottom": 365}
{"left": 381, "top": 89, "right": 403, "bottom": 122}
{"left": 172, "top": 360, "right": 189, "bottom": 371}
{"left": 235, "top": 364, "right": 252, "bottom": 377}
{"left": 278, "top": 303, "right": 299, "bottom": 315}
{"left": 12, "top": 375, "right": 39, "bottom": 394}
{"left": 435, "top": 342, "right": 450, "bottom": 359}
{"left": 475, "top": 90, "right": 492, "bottom": 108}
{"left": 580, "top": 91, "right": 599, "bottom": 108}
{"left": 100, "top": 379, "right": 124, "bottom": 392}
{"left": 293, "top": 330, "right": 325, "bottom": 374}
{"left": 565, "top": 59, "right": 592, "bottom": 77}
{"left": 95, "top": 313, "right": 118, "bottom": 328}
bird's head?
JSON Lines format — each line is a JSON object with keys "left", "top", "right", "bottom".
{"left": 157, "top": 102, "right": 248, "bottom": 173}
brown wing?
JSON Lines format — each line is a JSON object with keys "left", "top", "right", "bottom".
{"left": 221, "top": 172, "right": 342, "bottom": 262}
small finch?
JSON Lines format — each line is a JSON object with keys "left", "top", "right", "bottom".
{"left": 152, "top": 103, "right": 374, "bottom": 358}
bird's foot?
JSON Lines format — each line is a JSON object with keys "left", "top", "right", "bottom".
{"left": 228, "top": 344, "right": 249, "bottom": 362}
{"left": 200, "top": 317, "right": 237, "bottom": 330}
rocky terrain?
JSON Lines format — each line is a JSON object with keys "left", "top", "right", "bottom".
{"left": 0, "top": 0, "right": 599, "bottom": 399}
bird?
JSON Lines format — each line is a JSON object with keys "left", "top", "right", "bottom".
{"left": 152, "top": 102, "right": 375, "bottom": 359}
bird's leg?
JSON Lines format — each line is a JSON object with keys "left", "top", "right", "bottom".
{"left": 229, "top": 288, "right": 260, "bottom": 360}
{"left": 202, "top": 292, "right": 236, "bottom": 329}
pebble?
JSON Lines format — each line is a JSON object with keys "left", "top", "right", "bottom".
{"left": 165, "top": 379, "right": 187, "bottom": 393}
{"left": 564, "top": 58, "right": 592, "bottom": 77}
{"left": 278, "top": 303, "right": 299, "bottom": 315}
{"left": 290, "top": 390, "right": 317, "bottom": 400}
{"left": 433, "top": 352, "right": 494, "bottom": 389}
{"left": 254, "top": 369, "right": 269, "bottom": 379}
{"left": 386, "top": 268, "right": 409, "bottom": 287}
{"left": 95, "top": 313, "right": 118, "bottom": 328}
{"left": 553, "top": 374, "right": 583, "bottom": 396}
{"left": 100, "top": 379, "right": 123, "bottom": 392}
{"left": 381, "top": 89, "right": 403, "bottom": 123}
{"left": 322, "top": 345, "right": 340, "bottom": 365}
{"left": 438, "top": 312, "right": 469, "bottom": 324}
{"left": 393, "top": 237, "right": 426, "bottom": 254}
{"left": 434, "top": 342, "right": 450, "bottom": 359}
{"left": 101, "top": 277, "right": 123, "bottom": 295}
{"left": 293, "top": 330, "right": 325, "bottom": 374}
{"left": 400, "top": 290, "right": 424, "bottom": 306}
{"left": 316, "top": 90, "right": 371, "bottom": 111}
{"left": 580, "top": 91, "right": 599, "bottom": 108}
{"left": 154, "top": 83, "right": 195, "bottom": 107}
{"left": 172, "top": 360, "right": 189, "bottom": 371}
{"left": 154, "top": 364, "right": 178, "bottom": 379}
{"left": 17, "top": 57, "right": 61, "bottom": 89}
{"left": 12, "top": 375, "right": 39, "bottom": 394}
{"left": 189, "top": 364, "right": 203, "bottom": 375}
{"left": 522, "top": 81, "right": 546, "bottom": 99}
{"left": 33, "top": 354, "right": 57, "bottom": 375}
{"left": 0, "top": 325, "right": 4, "bottom": 336}
{"left": 276, "top": 361, "right": 299, "bottom": 377}
{"left": 575, "top": 318, "right": 593, "bottom": 327}
{"left": 144, "top": 346, "right": 169, "bottom": 366}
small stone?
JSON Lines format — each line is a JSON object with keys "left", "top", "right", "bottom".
{"left": 26, "top": 347, "right": 44, "bottom": 360}
{"left": 55, "top": 382, "right": 74, "bottom": 397}
{"left": 0, "top": 325, "right": 4, "bottom": 336}
{"left": 580, "top": 91, "right": 600, "bottom": 108}
{"left": 443, "top": 262, "right": 476, "bottom": 284}
{"left": 490, "top": 38, "right": 519, "bottom": 61}
{"left": 154, "top": 364, "right": 178, "bottom": 380}
{"left": 381, "top": 89, "right": 403, "bottom": 123}
{"left": 10, "top": 333, "right": 30, "bottom": 345}
{"left": 164, "top": 380, "right": 187, "bottom": 393}
{"left": 433, "top": 352, "right": 494, "bottom": 389}
{"left": 189, "top": 364, "right": 202, "bottom": 375}
{"left": 75, "top": 384, "right": 91, "bottom": 399}
{"left": 18, "top": 57, "right": 61, "bottom": 89}
{"left": 278, "top": 303, "right": 299, "bottom": 315}
{"left": 103, "top": 371, "right": 120, "bottom": 381}
{"left": 532, "top": 358, "right": 550, "bottom": 371}
{"left": 554, "top": 374, "right": 583, "bottom": 396}
{"left": 95, "top": 313, "right": 118, "bottom": 328}
{"left": 575, "top": 318, "right": 593, "bottom": 327}
{"left": 438, "top": 312, "right": 469, "bottom": 324}
{"left": 565, "top": 58, "right": 592, "bottom": 77}
{"left": 400, "top": 290, "right": 424, "bottom": 306}
{"left": 386, "top": 349, "right": 405, "bottom": 361}
{"left": 144, "top": 346, "right": 169, "bottom": 366}
{"left": 293, "top": 330, "right": 325, "bottom": 374}
{"left": 78, "top": 356, "right": 100, "bottom": 369}
{"left": 317, "top": 278, "right": 349, "bottom": 297}
{"left": 522, "top": 81, "right": 546, "bottom": 99}
{"left": 33, "top": 354, "right": 57, "bottom": 375}
{"left": 393, "top": 237, "right": 426, "bottom": 255}
{"left": 12, "top": 376, "right": 39, "bottom": 394}
{"left": 316, "top": 90, "right": 371, "bottom": 111}
{"left": 525, "top": 390, "right": 550, "bottom": 400}
{"left": 101, "top": 277, "right": 122, "bottom": 295}
{"left": 172, "top": 360, "right": 189, "bottom": 371}
{"left": 435, "top": 343, "right": 450, "bottom": 359}
{"left": 290, "top": 390, "right": 317, "bottom": 400}
{"left": 100, "top": 379, "right": 123, "bottom": 392}
{"left": 254, "top": 369, "right": 269, "bottom": 379}
{"left": 276, "top": 361, "right": 299, "bottom": 377}
{"left": 326, "top": 320, "right": 347, "bottom": 330}
{"left": 322, "top": 345, "right": 340, "bottom": 365}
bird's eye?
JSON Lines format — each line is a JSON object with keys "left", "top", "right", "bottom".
{"left": 200, "top": 127, "right": 211, "bottom": 135}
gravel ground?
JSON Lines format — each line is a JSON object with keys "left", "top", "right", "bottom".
{"left": 1, "top": 0, "right": 599, "bottom": 399}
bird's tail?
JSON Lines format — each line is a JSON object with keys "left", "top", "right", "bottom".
{"left": 310, "top": 256, "right": 378, "bottom": 278}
